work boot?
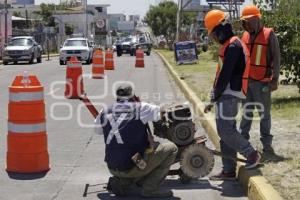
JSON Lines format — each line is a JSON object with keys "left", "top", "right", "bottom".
{"left": 263, "top": 145, "right": 275, "bottom": 154}
{"left": 107, "top": 177, "right": 127, "bottom": 197}
{"left": 209, "top": 170, "right": 236, "bottom": 181}
{"left": 141, "top": 189, "right": 173, "bottom": 198}
{"left": 245, "top": 150, "right": 261, "bottom": 169}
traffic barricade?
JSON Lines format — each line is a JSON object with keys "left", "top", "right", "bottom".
{"left": 135, "top": 49, "right": 145, "bottom": 68}
{"left": 92, "top": 50, "right": 104, "bottom": 79}
{"left": 7, "top": 73, "right": 50, "bottom": 173}
{"left": 65, "top": 56, "right": 84, "bottom": 99}
{"left": 104, "top": 49, "right": 115, "bottom": 70}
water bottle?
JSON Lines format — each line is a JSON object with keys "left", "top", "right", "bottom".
{"left": 21, "top": 71, "right": 31, "bottom": 87}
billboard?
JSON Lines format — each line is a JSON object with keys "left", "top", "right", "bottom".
{"left": 174, "top": 41, "right": 198, "bottom": 65}
{"left": 182, "top": 0, "right": 201, "bottom": 11}
{"left": 95, "top": 18, "right": 107, "bottom": 35}
{"left": 12, "top": 0, "right": 35, "bottom": 5}
{"left": 117, "top": 21, "right": 134, "bottom": 31}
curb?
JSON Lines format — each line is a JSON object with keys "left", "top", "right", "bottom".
{"left": 155, "top": 50, "right": 283, "bottom": 200}
{"left": 0, "top": 54, "right": 59, "bottom": 65}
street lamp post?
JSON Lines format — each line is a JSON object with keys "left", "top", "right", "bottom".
{"left": 85, "top": 0, "right": 88, "bottom": 38}
{"left": 4, "top": 0, "right": 8, "bottom": 43}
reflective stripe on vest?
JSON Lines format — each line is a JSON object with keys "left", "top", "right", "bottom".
{"left": 9, "top": 91, "right": 44, "bottom": 102}
{"left": 136, "top": 58, "right": 144, "bottom": 61}
{"left": 67, "top": 63, "right": 82, "bottom": 68}
{"left": 106, "top": 58, "right": 114, "bottom": 61}
{"left": 217, "top": 36, "right": 250, "bottom": 95}
{"left": 106, "top": 114, "right": 127, "bottom": 144}
{"left": 8, "top": 122, "right": 46, "bottom": 133}
{"left": 255, "top": 45, "right": 263, "bottom": 66}
{"left": 242, "top": 28, "right": 273, "bottom": 82}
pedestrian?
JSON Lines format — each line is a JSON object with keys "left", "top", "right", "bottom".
{"left": 239, "top": 5, "right": 280, "bottom": 154}
{"left": 203, "top": 10, "right": 261, "bottom": 180}
{"left": 94, "top": 82, "right": 177, "bottom": 198}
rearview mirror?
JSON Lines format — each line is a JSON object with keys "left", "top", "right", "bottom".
{"left": 4, "top": 44, "right": 7, "bottom": 47}
{"left": 60, "top": 45, "right": 63, "bottom": 48}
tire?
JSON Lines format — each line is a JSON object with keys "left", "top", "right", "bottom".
{"left": 29, "top": 54, "right": 34, "bottom": 64}
{"left": 60, "top": 60, "right": 65, "bottom": 65}
{"left": 37, "top": 55, "right": 42, "bottom": 63}
{"left": 179, "top": 173, "right": 192, "bottom": 184}
{"left": 13, "top": 61, "right": 18, "bottom": 64}
{"left": 146, "top": 51, "right": 151, "bottom": 56}
{"left": 3, "top": 61, "right": 8, "bottom": 65}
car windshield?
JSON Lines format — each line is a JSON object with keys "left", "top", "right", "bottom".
{"left": 124, "top": 37, "right": 133, "bottom": 42}
{"left": 64, "top": 40, "right": 87, "bottom": 47}
{"left": 8, "top": 38, "right": 33, "bottom": 46}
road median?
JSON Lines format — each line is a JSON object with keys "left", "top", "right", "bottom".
{"left": 156, "top": 50, "right": 283, "bottom": 200}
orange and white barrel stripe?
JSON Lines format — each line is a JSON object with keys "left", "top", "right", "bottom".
{"left": 92, "top": 50, "right": 104, "bottom": 78}
{"left": 65, "top": 56, "right": 84, "bottom": 99}
{"left": 7, "top": 75, "right": 50, "bottom": 173}
{"left": 135, "top": 49, "right": 145, "bottom": 68}
{"left": 105, "top": 49, "right": 115, "bottom": 70}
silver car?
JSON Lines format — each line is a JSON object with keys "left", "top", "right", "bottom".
{"left": 2, "top": 36, "right": 43, "bottom": 65}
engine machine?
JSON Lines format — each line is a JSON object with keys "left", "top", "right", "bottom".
{"left": 153, "top": 104, "right": 215, "bottom": 183}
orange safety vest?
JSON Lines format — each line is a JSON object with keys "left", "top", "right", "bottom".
{"left": 215, "top": 36, "right": 250, "bottom": 95}
{"left": 241, "top": 27, "right": 273, "bottom": 82}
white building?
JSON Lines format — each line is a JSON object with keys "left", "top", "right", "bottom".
{"left": 53, "top": 4, "right": 110, "bottom": 46}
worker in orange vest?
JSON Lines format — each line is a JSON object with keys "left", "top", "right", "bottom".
{"left": 239, "top": 5, "right": 281, "bottom": 155}
{"left": 204, "top": 10, "right": 260, "bottom": 180}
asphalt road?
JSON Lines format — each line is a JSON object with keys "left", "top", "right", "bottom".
{"left": 0, "top": 54, "right": 248, "bottom": 200}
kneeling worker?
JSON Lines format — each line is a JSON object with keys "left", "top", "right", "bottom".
{"left": 95, "top": 83, "right": 178, "bottom": 198}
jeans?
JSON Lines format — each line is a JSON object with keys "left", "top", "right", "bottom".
{"left": 239, "top": 80, "right": 273, "bottom": 148}
{"left": 216, "top": 95, "right": 255, "bottom": 172}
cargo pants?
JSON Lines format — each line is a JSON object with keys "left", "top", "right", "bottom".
{"left": 109, "top": 142, "right": 178, "bottom": 193}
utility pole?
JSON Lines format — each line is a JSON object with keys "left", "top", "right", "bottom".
{"left": 176, "top": 0, "right": 192, "bottom": 41}
{"left": 4, "top": 0, "right": 8, "bottom": 43}
{"left": 85, "top": 0, "right": 88, "bottom": 38}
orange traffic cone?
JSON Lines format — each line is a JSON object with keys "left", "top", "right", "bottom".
{"left": 105, "top": 49, "right": 115, "bottom": 70}
{"left": 65, "top": 56, "right": 84, "bottom": 99}
{"left": 92, "top": 50, "right": 104, "bottom": 79}
{"left": 7, "top": 73, "right": 50, "bottom": 173}
{"left": 135, "top": 49, "right": 145, "bottom": 68}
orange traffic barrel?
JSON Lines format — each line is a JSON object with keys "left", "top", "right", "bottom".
{"left": 7, "top": 74, "right": 50, "bottom": 173}
{"left": 65, "top": 56, "right": 84, "bottom": 99}
{"left": 135, "top": 49, "right": 145, "bottom": 68}
{"left": 92, "top": 49, "right": 104, "bottom": 79}
{"left": 104, "top": 49, "right": 115, "bottom": 70}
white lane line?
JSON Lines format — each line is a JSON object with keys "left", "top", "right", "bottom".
{"left": 46, "top": 87, "right": 61, "bottom": 96}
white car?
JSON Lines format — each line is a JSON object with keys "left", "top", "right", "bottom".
{"left": 59, "top": 38, "right": 93, "bottom": 65}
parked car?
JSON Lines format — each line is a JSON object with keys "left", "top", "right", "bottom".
{"left": 59, "top": 38, "right": 93, "bottom": 65}
{"left": 2, "top": 36, "right": 43, "bottom": 65}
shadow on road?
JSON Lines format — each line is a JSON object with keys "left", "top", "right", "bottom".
{"left": 7, "top": 171, "right": 48, "bottom": 180}
{"left": 85, "top": 178, "right": 246, "bottom": 199}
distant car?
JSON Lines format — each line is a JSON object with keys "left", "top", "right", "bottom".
{"left": 59, "top": 38, "right": 93, "bottom": 65}
{"left": 120, "top": 36, "right": 138, "bottom": 56}
{"left": 2, "top": 36, "right": 43, "bottom": 65}
{"left": 135, "top": 34, "right": 152, "bottom": 56}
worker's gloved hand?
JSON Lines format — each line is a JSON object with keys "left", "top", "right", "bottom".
{"left": 204, "top": 103, "right": 214, "bottom": 113}
{"left": 269, "top": 79, "right": 278, "bottom": 92}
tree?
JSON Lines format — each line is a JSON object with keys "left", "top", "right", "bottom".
{"left": 65, "top": 23, "right": 74, "bottom": 35}
{"left": 144, "top": 1, "right": 195, "bottom": 49}
{"left": 254, "top": 0, "right": 300, "bottom": 91}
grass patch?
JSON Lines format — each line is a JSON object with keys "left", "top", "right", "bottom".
{"left": 158, "top": 49, "right": 300, "bottom": 200}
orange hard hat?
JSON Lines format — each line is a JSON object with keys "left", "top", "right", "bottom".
{"left": 241, "top": 5, "right": 261, "bottom": 20}
{"left": 204, "top": 10, "right": 226, "bottom": 34}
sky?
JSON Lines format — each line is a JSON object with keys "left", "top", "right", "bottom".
{"left": 34, "top": 0, "right": 252, "bottom": 18}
